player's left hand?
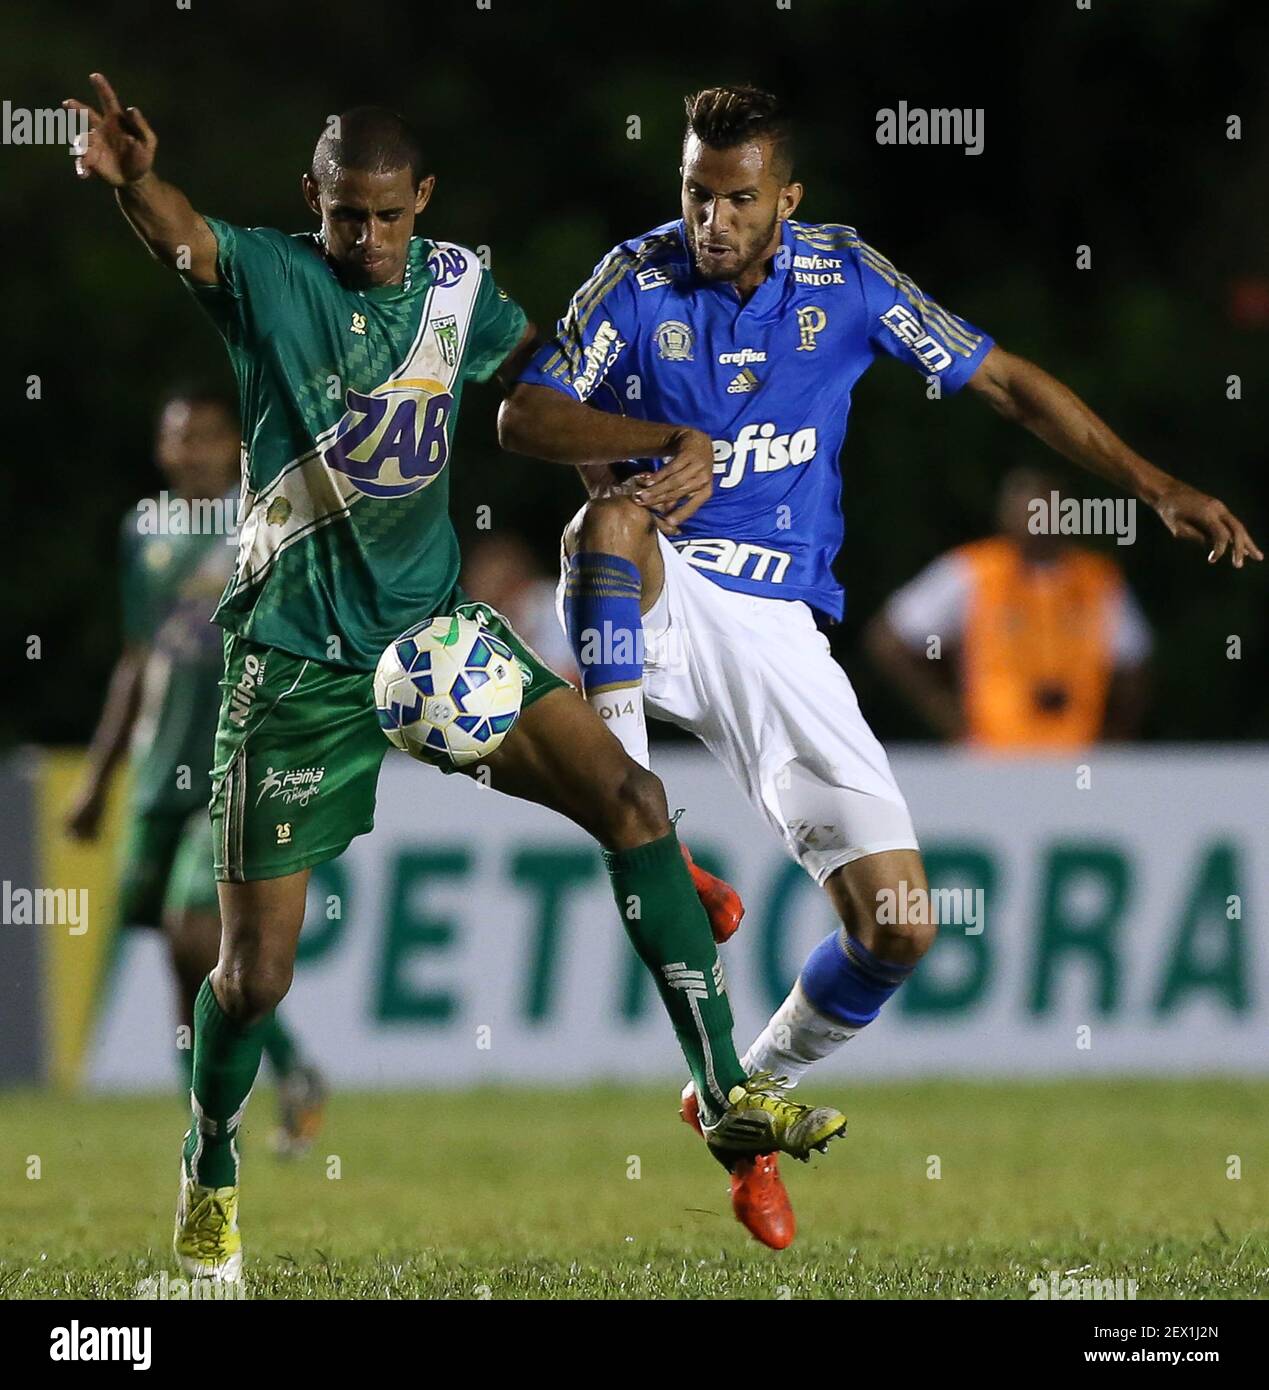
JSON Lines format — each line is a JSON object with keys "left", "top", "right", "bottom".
{"left": 630, "top": 427, "right": 714, "bottom": 535}
{"left": 1151, "top": 480, "right": 1263, "bottom": 568}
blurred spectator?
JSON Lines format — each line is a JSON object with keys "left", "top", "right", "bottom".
{"left": 462, "top": 534, "right": 579, "bottom": 684}
{"left": 865, "top": 467, "right": 1152, "bottom": 749}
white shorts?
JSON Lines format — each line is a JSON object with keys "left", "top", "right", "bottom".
{"left": 560, "top": 534, "right": 919, "bottom": 884}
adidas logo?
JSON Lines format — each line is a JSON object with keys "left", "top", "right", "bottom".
{"left": 726, "top": 367, "right": 760, "bottom": 393}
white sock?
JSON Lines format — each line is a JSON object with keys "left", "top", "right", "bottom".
{"left": 741, "top": 979, "right": 862, "bottom": 1087}
{"left": 587, "top": 681, "right": 649, "bottom": 769}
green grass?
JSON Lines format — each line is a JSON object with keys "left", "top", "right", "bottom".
{"left": 1, "top": 1080, "right": 1266, "bottom": 1299}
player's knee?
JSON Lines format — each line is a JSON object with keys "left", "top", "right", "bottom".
{"left": 214, "top": 957, "right": 293, "bottom": 1026}
{"left": 871, "top": 915, "right": 938, "bottom": 965}
{"left": 574, "top": 495, "right": 655, "bottom": 560}
{"left": 602, "top": 762, "right": 670, "bottom": 847}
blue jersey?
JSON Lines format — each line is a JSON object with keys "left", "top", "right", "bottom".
{"left": 520, "top": 218, "right": 994, "bottom": 619}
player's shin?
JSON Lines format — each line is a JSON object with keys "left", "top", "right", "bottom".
{"left": 604, "top": 827, "right": 747, "bottom": 1122}
{"left": 564, "top": 552, "right": 649, "bottom": 767}
{"left": 182, "top": 976, "right": 268, "bottom": 1188}
{"left": 743, "top": 930, "right": 916, "bottom": 1085}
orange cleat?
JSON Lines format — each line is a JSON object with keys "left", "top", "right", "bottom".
{"left": 682, "top": 844, "right": 744, "bottom": 944}
{"left": 680, "top": 1082, "right": 795, "bottom": 1250}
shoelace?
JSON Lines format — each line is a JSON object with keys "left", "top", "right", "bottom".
{"left": 187, "top": 1194, "right": 234, "bottom": 1257}
{"left": 736, "top": 1070, "right": 800, "bottom": 1110}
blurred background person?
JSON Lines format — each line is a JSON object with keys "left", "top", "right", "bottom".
{"left": 64, "top": 384, "right": 327, "bottom": 1153}
{"left": 462, "top": 532, "right": 579, "bottom": 684}
{"left": 866, "top": 466, "right": 1152, "bottom": 749}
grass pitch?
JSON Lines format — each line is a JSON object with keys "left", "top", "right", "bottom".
{"left": 1, "top": 1080, "right": 1265, "bottom": 1299}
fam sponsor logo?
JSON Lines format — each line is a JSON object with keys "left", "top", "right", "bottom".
{"left": 2, "top": 881, "right": 87, "bottom": 935}
{"left": 228, "top": 652, "right": 267, "bottom": 730}
{"left": 49, "top": 1321, "right": 151, "bottom": 1370}
{"left": 879, "top": 303, "right": 953, "bottom": 373}
{"left": 572, "top": 319, "right": 625, "bottom": 400}
{"left": 7, "top": 101, "right": 89, "bottom": 146}
{"left": 135, "top": 491, "right": 240, "bottom": 542}
{"left": 793, "top": 253, "right": 846, "bottom": 286}
{"left": 876, "top": 102, "right": 985, "bottom": 157}
{"left": 1028, "top": 490, "right": 1137, "bottom": 546}
{"left": 1028, "top": 1272, "right": 1138, "bottom": 1301}
{"left": 256, "top": 766, "right": 326, "bottom": 808}
{"left": 322, "top": 379, "right": 454, "bottom": 498}
{"left": 712, "top": 422, "right": 817, "bottom": 489}
{"left": 673, "top": 536, "right": 792, "bottom": 585}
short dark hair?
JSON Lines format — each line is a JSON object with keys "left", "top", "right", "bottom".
{"left": 311, "top": 106, "right": 429, "bottom": 190}
{"left": 683, "top": 85, "right": 794, "bottom": 182}
{"left": 156, "top": 381, "right": 238, "bottom": 429}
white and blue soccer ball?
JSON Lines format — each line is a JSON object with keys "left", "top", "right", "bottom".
{"left": 374, "top": 614, "right": 524, "bottom": 767}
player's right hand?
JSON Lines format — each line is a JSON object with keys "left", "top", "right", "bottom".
{"left": 631, "top": 427, "right": 715, "bottom": 535}
{"left": 64, "top": 784, "right": 106, "bottom": 842}
{"left": 63, "top": 73, "right": 157, "bottom": 187}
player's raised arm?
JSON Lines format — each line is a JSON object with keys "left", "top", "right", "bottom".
{"left": 64, "top": 72, "right": 218, "bottom": 285}
{"left": 966, "top": 345, "right": 1263, "bottom": 569}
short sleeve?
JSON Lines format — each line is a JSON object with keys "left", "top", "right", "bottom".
{"left": 517, "top": 248, "right": 639, "bottom": 404}
{"left": 181, "top": 216, "right": 295, "bottom": 336}
{"left": 463, "top": 269, "right": 529, "bottom": 384}
{"left": 853, "top": 237, "right": 994, "bottom": 393}
{"left": 885, "top": 551, "right": 973, "bottom": 647}
{"left": 1108, "top": 584, "right": 1152, "bottom": 666}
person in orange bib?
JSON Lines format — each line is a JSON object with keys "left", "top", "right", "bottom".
{"left": 868, "top": 467, "right": 1152, "bottom": 749}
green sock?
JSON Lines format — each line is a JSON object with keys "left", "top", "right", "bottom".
{"left": 183, "top": 976, "right": 268, "bottom": 1188}
{"left": 260, "top": 1014, "right": 298, "bottom": 1079}
{"left": 605, "top": 828, "right": 746, "bottom": 1124}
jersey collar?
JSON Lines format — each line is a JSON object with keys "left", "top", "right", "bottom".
{"left": 678, "top": 217, "right": 794, "bottom": 319}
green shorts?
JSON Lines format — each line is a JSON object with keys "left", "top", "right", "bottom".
{"left": 210, "top": 592, "right": 568, "bottom": 882}
{"left": 117, "top": 807, "right": 219, "bottom": 928}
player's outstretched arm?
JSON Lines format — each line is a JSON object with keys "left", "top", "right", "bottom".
{"left": 967, "top": 346, "right": 1262, "bottom": 568}
{"left": 499, "top": 381, "right": 715, "bottom": 530}
{"left": 64, "top": 72, "right": 218, "bottom": 285}
{"left": 64, "top": 642, "right": 146, "bottom": 842}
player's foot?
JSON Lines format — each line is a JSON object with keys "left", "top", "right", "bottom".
{"left": 681, "top": 843, "right": 744, "bottom": 943}
{"left": 702, "top": 1071, "right": 847, "bottom": 1165}
{"left": 681, "top": 1082, "right": 795, "bottom": 1249}
{"left": 173, "top": 1158, "right": 242, "bottom": 1282}
{"left": 272, "top": 1061, "right": 327, "bottom": 1158}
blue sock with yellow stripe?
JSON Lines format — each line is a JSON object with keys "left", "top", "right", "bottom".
{"left": 563, "top": 551, "right": 650, "bottom": 765}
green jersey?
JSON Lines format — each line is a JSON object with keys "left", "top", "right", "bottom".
{"left": 121, "top": 498, "right": 238, "bottom": 815}
{"left": 185, "top": 217, "right": 527, "bottom": 669}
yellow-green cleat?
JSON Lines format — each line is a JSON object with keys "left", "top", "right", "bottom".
{"left": 173, "top": 1161, "right": 243, "bottom": 1282}
{"left": 703, "top": 1071, "right": 847, "bottom": 1164}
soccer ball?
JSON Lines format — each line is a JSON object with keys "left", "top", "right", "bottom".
{"left": 374, "top": 614, "right": 525, "bottom": 767}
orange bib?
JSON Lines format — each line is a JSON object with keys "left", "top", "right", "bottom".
{"left": 958, "top": 538, "right": 1121, "bottom": 749}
